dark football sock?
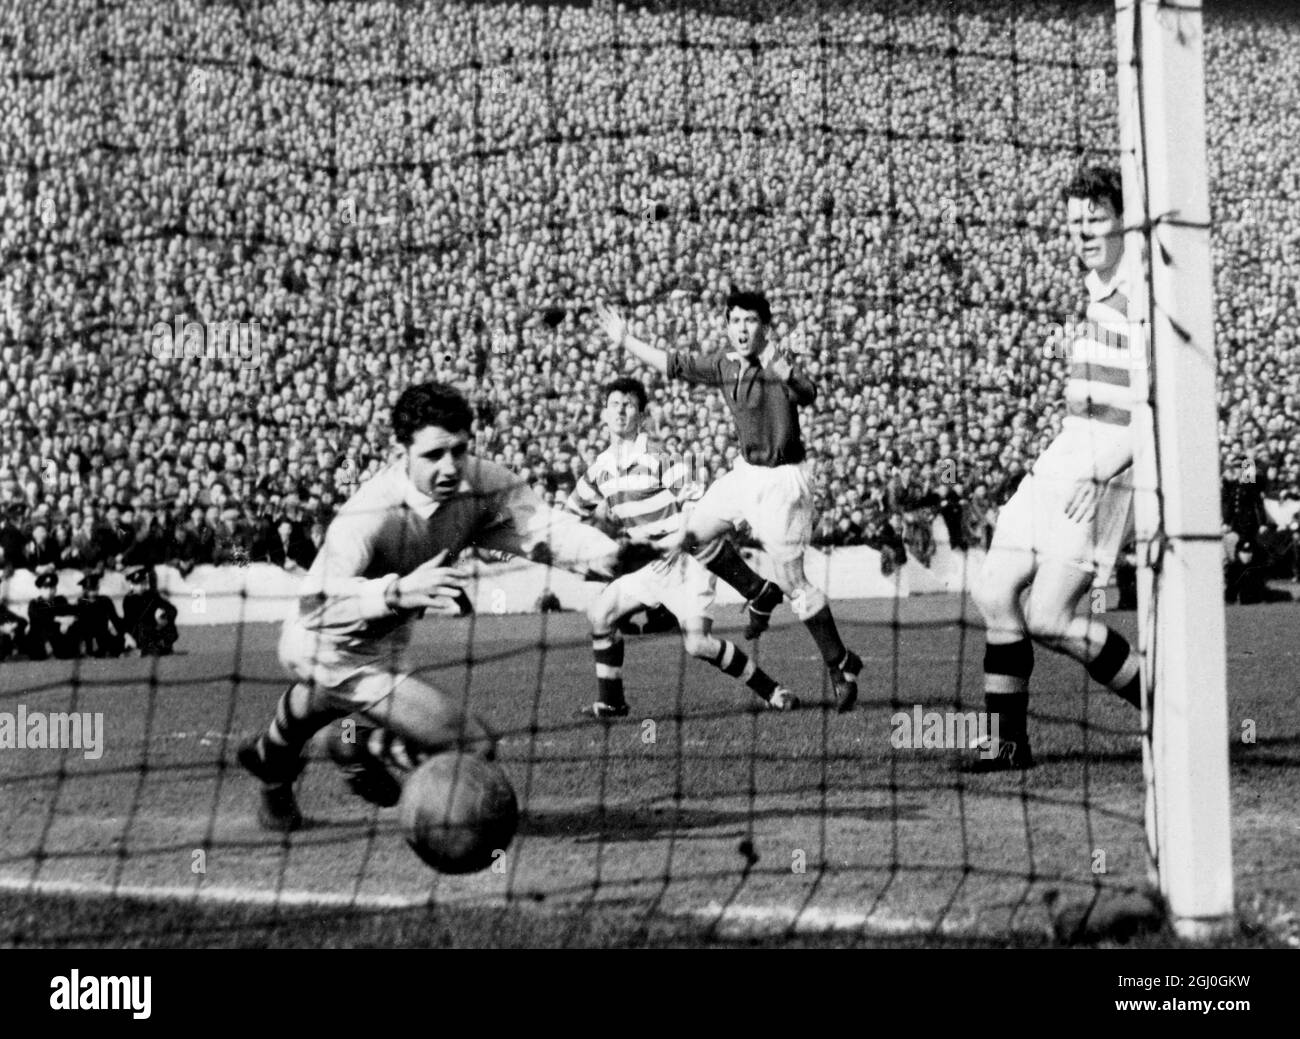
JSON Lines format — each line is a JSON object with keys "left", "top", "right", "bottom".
{"left": 259, "top": 683, "right": 347, "bottom": 773}
{"left": 984, "top": 639, "right": 1034, "bottom": 740}
{"left": 592, "top": 630, "right": 627, "bottom": 707}
{"left": 1087, "top": 629, "right": 1143, "bottom": 709}
{"left": 803, "top": 604, "right": 848, "bottom": 669}
{"left": 710, "top": 639, "right": 778, "bottom": 699}
{"left": 695, "top": 539, "right": 766, "bottom": 601}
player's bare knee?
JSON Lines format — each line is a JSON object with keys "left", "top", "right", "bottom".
{"left": 587, "top": 602, "right": 617, "bottom": 632}
{"left": 972, "top": 577, "right": 1016, "bottom": 623}
{"left": 681, "top": 631, "right": 716, "bottom": 659}
{"left": 1024, "top": 604, "right": 1072, "bottom": 647}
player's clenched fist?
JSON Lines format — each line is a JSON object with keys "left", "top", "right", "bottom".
{"left": 385, "top": 550, "right": 468, "bottom": 614}
{"left": 596, "top": 303, "right": 627, "bottom": 348}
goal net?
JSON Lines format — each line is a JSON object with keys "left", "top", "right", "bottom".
{"left": 0, "top": 0, "right": 1244, "bottom": 947}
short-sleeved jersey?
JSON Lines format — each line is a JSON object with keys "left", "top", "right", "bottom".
{"left": 666, "top": 349, "right": 816, "bottom": 467}
{"left": 564, "top": 432, "right": 702, "bottom": 541}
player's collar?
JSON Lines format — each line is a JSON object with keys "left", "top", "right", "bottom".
{"left": 726, "top": 350, "right": 762, "bottom": 366}
{"left": 611, "top": 431, "right": 648, "bottom": 460}
{"left": 1085, "top": 260, "right": 1131, "bottom": 304}
{"left": 401, "top": 469, "right": 470, "bottom": 520}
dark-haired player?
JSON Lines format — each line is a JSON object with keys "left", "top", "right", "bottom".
{"left": 567, "top": 377, "right": 798, "bottom": 718}
{"left": 970, "top": 166, "right": 1145, "bottom": 770}
{"left": 599, "top": 289, "right": 863, "bottom": 712}
{"left": 238, "top": 382, "right": 622, "bottom": 831}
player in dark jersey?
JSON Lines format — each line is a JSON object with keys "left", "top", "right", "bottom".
{"left": 599, "top": 289, "right": 863, "bottom": 712}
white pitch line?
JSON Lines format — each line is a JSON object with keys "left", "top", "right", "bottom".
{"left": 0, "top": 875, "right": 437, "bottom": 911}
{"left": 691, "top": 901, "right": 1028, "bottom": 938}
{"left": 0, "top": 877, "right": 1037, "bottom": 941}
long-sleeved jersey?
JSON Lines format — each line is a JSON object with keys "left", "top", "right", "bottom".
{"left": 291, "top": 457, "right": 617, "bottom": 656}
{"left": 564, "top": 432, "right": 702, "bottom": 543}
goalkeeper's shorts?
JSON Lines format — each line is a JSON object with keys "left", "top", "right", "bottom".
{"left": 279, "top": 620, "right": 415, "bottom": 708}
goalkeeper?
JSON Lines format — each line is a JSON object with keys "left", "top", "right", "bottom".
{"left": 238, "top": 382, "right": 622, "bottom": 831}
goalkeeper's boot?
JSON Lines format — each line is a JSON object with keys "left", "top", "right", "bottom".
{"left": 576, "top": 701, "right": 631, "bottom": 722}
{"left": 763, "top": 686, "right": 800, "bottom": 712}
{"left": 325, "top": 724, "right": 403, "bottom": 808}
{"left": 830, "top": 649, "right": 863, "bottom": 714}
{"left": 237, "top": 738, "right": 306, "bottom": 833}
{"left": 961, "top": 733, "right": 1035, "bottom": 773}
{"left": 742, "top": 581, "right": 784, "bottom": 641}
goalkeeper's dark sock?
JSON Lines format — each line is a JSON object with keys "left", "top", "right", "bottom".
{"left": 709, "top": 639, "right": 778, "bottom": 700}
{"left": 258, "top": 682, "right": 347, "bottom": 774}
{"left": 802, "top": 604, "right": 849, "bottom": 670}
{"left": 984, "top": 638, "right": 1034, "bottom": 741}
{"left": 592, "top": 630, "right": 627, "bottom": 707}
{"left": 1087, "top": 628, "right": 1143, "bottom": 709}
{"left": 695, "top": 538, "right": 766, "bottom": 601}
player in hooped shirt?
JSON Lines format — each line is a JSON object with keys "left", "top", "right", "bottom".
{"left": 566, "top": 377, "right": 799, "bottom": 718}
{"left": 970, "top": 166, "right": 1146, "bottom": 770}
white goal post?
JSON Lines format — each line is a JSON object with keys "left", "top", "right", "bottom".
{"left": 1115, "top": 0, "right": 1235, "bottom": 940}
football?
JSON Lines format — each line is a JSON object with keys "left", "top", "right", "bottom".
{"left": 398, "top": 751, "right": 519, "bottom": 874}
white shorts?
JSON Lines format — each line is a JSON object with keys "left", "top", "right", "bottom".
{"left": 990, "top": 436, "right": 1135, "bottom": 585}
{"left": 278, "top": 620, "right": 414, "bottom": 709}
{"left": 692, "top": 458, "right": 814, "bottom": 563}
{"left": 613, "top": 552, "right": 716, "bottom": 621}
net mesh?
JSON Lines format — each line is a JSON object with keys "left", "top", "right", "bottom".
{"left": 0, "top": 0, "right": 1206, "bottom": 947}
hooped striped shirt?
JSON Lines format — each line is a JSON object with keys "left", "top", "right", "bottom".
{"left": 1062, "top": 265, "right": 1144, "bottom": 430}
{"left": 564, "top": 433, "right": 702, "bottom": 542}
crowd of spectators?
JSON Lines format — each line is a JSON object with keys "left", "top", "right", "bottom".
{"left": 0, "top": 0, "right": 1297, "bottom": 588}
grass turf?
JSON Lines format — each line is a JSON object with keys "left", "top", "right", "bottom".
{"left": 1, "top": 593, "right": 1296, "bottom": 948}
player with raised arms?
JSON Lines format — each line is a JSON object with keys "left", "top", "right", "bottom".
{"left": 238, "top": 381, "right": 622, "bottom": 831}
{"left": 969, "top": 166, "right": 1145, "bottom": 770}
{"left": 598, "top": 289, "right": 863, "bottom": 712}
{"left": 567, "top": 376, "right": 799, "bottom": 718}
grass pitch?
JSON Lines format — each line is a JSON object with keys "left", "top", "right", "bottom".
{"left": 1, "top": 593, "right": 1296, "bottom": 948}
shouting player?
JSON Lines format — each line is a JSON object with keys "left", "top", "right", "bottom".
{"left": 598, "top": 289, "right": 863, "bottom": 712}
{"left": 970, "top": 166, "right": 1144, "bottom": 770}
{"left": 238, "top": 382, "right": 622, "bottom": 831}
{"left": 567, "top": 377, "right": 799, "bottom": 718}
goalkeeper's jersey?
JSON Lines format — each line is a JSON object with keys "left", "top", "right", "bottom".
{"left": 289, "top": 458, "right": 616, "bottom": 655}
{"left": 565, "top": 433, "right": 702, "bottom": 542}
